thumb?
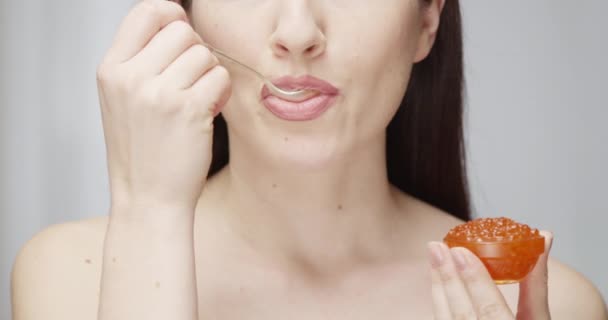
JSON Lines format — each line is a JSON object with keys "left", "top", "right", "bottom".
{"left": 517, "top": 230, "right": 553, "bottom": 320}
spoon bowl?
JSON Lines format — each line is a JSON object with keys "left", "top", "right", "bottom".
{"left": 202, "top": 43, "right": 318, "bottom": 101}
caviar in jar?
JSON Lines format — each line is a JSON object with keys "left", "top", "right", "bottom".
{"left": 443, "top": 217, "right": 545, "bottom": 284}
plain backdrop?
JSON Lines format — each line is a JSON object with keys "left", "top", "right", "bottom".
{"left": 1, "top": 1, "right": 607, "bottom": 318}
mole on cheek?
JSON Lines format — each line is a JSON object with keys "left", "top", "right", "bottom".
{"left": 337, "top": 204, "right": 343, "bottom": 210}
{"left": 272, "top": 183, "right": 278, "bottom": 189}
{"left": 84, "top": 259, "right": 92, "bottom": 264}
{"left": 284, "top": 137, "right": 289, "bottom": 142}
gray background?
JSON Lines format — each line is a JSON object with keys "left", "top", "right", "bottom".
{"left": 1, "top": 1, "right": 606, "bottom": 318}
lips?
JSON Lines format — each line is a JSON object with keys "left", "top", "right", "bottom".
{"left": 261, "top": 75, "right": 340, "bottom": 99}
{"left": 260, "top": 75, "right": 340, "bottom": 121}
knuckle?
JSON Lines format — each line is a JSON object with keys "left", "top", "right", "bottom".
{"left": 438, "top": 267, "right": 459, "bottom": 283}
{"left": 212, "top": 66, "right": 231, "bottom": 85}
{"left": 189, "top": 44, "right": 210, "bottom": 58}
{"left": 168, "top": 19, "right": 191, "bottom": 34}
{"left": 211, "top": 53, "right": 220, "bottom": 65}
{"left": 168, "top": 20, "right": 198, "bottom": 43}
{"left": 187, "top": 66, "right": 232, "bottom": 107}
{"left": 136, "top": 0, "right": 161, "bottom": 19}
{"left": 197, "top": 44, "right": 213, "bottom": 57}
{"left": 202, "top": 48, "right": 218, "bottom": 66}
{"left": 164, "top": 0, "right": 183, "bottom": 11}
{"left": 136, "top": 0, "right": 186, "bottom": 24}
{"left": 189, "top": 45, "right": 217, "bottom": 66}
{"left": 166, "top": 0, "right": 188, "bottom": 20}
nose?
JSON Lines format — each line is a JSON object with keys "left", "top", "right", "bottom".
{"left": 269, "top": 2, "right": 326, "bottom": 61}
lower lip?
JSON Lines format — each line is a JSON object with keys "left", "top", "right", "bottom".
{"left": 262, "top": 94, "right": 337, "bottom": 121}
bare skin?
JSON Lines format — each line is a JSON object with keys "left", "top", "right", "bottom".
{"left": 9, "top": 0, "right": 608, "bottom": 319}
{"left": 11, "top": 169, "right": 607, "bottom": 319}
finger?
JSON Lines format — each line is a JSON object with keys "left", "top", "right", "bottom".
{"left": 429, "top": 242, "right": 477, "bottom": 319}
{"left": 160, "top": 44, "right": 218, "bottom": 89}
{"left": 104, "top": 0, "right": 188, "bottom": 64}
{"left": 131, "top": 20, "right": 203, "bottom": 76}
{"left": 453, "top": 247, "right": 514, "bottom": 320}
{"left": 188, "top": 65, "right": 232, "bottom": 117}
{"left": 428, "top": 247, "right": 452, "bottom": 320}
{"left": 517, "top": 230, "right": 553, "bottom": 320}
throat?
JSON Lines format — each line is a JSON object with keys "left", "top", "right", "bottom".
{"left": 203, "top": 168, "right": 408, "bottom": 279}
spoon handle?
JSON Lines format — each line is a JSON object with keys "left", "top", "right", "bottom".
{"left": 202, "top": 43, "right": 267, "bottom": 82}
{"left": 201, "top": 43, "right": 314, "bottom": 100}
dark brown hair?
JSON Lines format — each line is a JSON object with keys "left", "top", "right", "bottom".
{"left": 386, "top": 0, "right": 471, "bottom": 221}
{"left": 182, "top": 0, "right": 471, "bottom": 221}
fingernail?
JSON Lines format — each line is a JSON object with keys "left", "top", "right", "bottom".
{"left": 451, "top": 248, "right": 468, "bottom": 271}
{"left": 427, "top": 242, "right": 444, "bottom": 268}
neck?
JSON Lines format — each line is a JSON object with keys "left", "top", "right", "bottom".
{"left": 199, "top": 135, "right": 411, "bottom": 276}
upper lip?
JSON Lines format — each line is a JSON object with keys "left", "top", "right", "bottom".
{"left": 261, "top": 75, "right": 339, "bottom": 99}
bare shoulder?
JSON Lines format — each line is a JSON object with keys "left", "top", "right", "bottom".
{"left": 395, "top": 190, "right": 465, "bottom": 239}
{"left": 11, "top": 216, "right": 108, "bottom": 320}
{"left": 547, "top": 258, "right": 608, "bottom": 320}
{"left": 397, "top": 191, "right": 607, "bottom": 318}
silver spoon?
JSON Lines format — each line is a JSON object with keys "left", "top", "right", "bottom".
{"left": 202, "top": 43, "right": 319, "bottom": 102}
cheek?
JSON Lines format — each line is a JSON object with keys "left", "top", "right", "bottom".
{"left": 191, "top": 2, "right": 264, "bottom": 51}
{"left": 190, "top": 2, "right": 273, "bottom": 105}
{"left": 335, "top": 7, "right": 420, "bottom": 130}
{"left": 193, "top": 1, "right": 420, "bottom": 133}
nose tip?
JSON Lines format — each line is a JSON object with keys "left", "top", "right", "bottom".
{"left": 272, "top": 40, "right": 325, "bottom": 58}
{"left": 269, "top": 5, "right": 327, "bottom": 60}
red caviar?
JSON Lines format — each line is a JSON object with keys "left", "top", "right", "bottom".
{"left": 444, "top": 217, "right": 545, "bottom": 284}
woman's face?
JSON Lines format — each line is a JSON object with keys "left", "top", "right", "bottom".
{"left": 189, "top": 0, "right": 438, "bottom": 169}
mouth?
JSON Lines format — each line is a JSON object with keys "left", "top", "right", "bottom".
{"left": 260, "top": 75, "right": 340, "bottom": 121}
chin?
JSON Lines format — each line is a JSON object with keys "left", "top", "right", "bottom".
{"left": 262, "top": 134, "right": 344, "bottom": 171}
